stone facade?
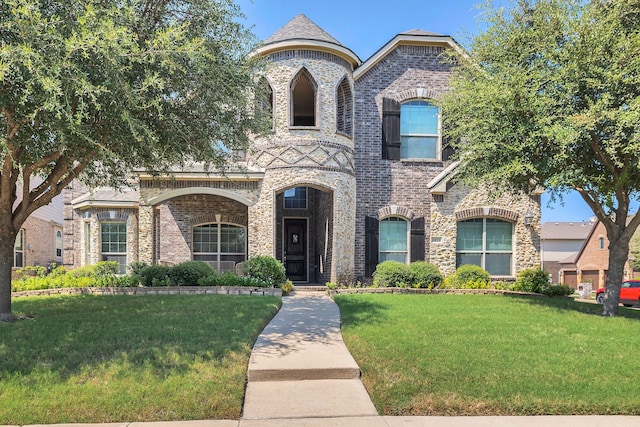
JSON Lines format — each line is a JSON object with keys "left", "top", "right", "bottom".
{"left": 63, "top": 15, "right": 541, "bottom": 283}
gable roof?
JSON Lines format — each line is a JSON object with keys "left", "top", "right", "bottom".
{"left": 541, "top": 221, "right": 596, "bottom": 240}
{"left": 354, "top": 30, "right": 464, "bottom": 80}
{"left": 255, "top": 14, "right": 360, "bottom": 68}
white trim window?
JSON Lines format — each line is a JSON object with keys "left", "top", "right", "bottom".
{"left": 456, "top": 218, "right": 513, "bottom": 276}
{"left": 193, "top": 223, "right": 246, "bottom": 270}
{"left": 284, "top": 187, "right": 308, "bottom": 210}
{"left": 55, "top": 229, "right": 63, "bottom": 258}
{"left": 101, "top": 222, "right": 127, "bottom": 274}
{"left": 379, "top": 217, "right": 408, "bottom": 263}
{"left": 14, "top": 229, "right": 25, "bottom": 268}
{"left": 400, "top": 100, "right": 440, "bottom": 160}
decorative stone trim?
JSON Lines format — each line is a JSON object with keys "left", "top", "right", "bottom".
{"left": 268, "top": 50, "right": 352, "bottom": 71}
{"left": 12, "top": 286, "right": 282, "bottom": 298}
{"left": 96, "top": 210, "right": 130, "bottom": 222}
{"left": 189, "top": 214, "right": 248, "bottom": 227}
{"left": 395, "top": 87, "right": 443, "bottom": 102}
{"left": 455, "top": 207, "right": 519, "bottom": 222}
{"left": 378, "top": 205, "right": 415, "bottom": 220}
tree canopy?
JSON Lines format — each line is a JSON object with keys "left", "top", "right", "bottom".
{"left": 0, "top": 0, "right": 266, "bottom": 321}
{"left": 441, "top": 0, "right": 640, "bottom": 316}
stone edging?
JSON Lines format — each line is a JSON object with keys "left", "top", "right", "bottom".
{"left": 12, "top": 286, "right": 283, "bottom": 298}
{"left": 327, "top": 287, "right": 541, "bottom": 297}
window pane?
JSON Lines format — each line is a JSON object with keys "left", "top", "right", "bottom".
{"left": 400, "top": 101, "right": 438, "bottom": 134}
{"left": 400, "top": 136, "right": 437, "bottom": 159}
{"left": 102, "top": 254, "right": 127, "bottom": 274}
{"left": 220, "top": 225, "right": 246, "bottom": 253}
{"left": 456, "top": 220, "right": 483, "bottom": 251}
{"left": 456, "top": 253, "right": 482, "bottom": 268}
{"left": 284, "top": 187, "right": 307, "bottom": 209}
{"left": 486, "top": 253, "right": 512, "bottom": 276}
{"left": 380, "top": 252, "right": 407, "bottom": 263}
{"left": 14, "top": 230, "right": 24, "bottom": 250}
{"left": 380, "top": 218, "right": 407, "bottom": 252}
{"left": 194, "top": 224, "right": 218, "bottom": 253}
{"left": 486, "top": 220, "right": 513, "bottom": 251}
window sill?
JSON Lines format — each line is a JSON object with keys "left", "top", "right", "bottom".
{"left": 289, "top": 126, "right": 320, "bottom": 131}
{"left": 399, "top": 158, "right": 442, "bottom": 163}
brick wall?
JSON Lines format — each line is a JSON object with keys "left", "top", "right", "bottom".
{"left": 354, "top": 45, "right": 455, "bottom": 276}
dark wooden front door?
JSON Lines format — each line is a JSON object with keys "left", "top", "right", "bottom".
{"left": 284, "top": 219, "right": 307, "bottom": 282}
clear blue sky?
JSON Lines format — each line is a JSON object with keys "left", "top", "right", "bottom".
{"left": 235, "top": 0, "right": 615, "bottom": 224}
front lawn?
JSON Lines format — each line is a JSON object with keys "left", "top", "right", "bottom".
{"left": 0, "top": 294, "right": 280, "bottom": 424}
{"left": 335, "top": 294, "right": 640, "bottom": 416}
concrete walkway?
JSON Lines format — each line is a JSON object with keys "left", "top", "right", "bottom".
{"left": 3, "top": 290, "right": 639, "bottom": 427}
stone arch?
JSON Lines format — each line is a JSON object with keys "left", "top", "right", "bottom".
{"left": 335, "top": 73, "right": 353, "bottom": 137}
{"left": 147, "top": 187, "right": 253, "bottom": 207}
{"left": 377, "top": 205, "right": 416, "bottom": 221}
{"left": 395, "top": 87, "right": 443, "bottom": 103}
{"left": 190, "top": 213, "right": 247, "bottom": 228}
{"left": 455, "top": 207, "right": 519, "bottom": 223}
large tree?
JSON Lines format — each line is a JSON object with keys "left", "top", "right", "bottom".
{"left": 0, "top": 0, "right": 266, "bottom": 321}
{"left": 441, "top": 0, "right": 640, "bottom": 316}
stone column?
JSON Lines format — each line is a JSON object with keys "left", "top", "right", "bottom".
{"left": 138, "top": 203, "right": 154, "bottom": 264}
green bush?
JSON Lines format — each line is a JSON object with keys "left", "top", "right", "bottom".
{"left": 373, "top": 261, "right": 412, "bottom": 288}
{"left": 242, "top": 256, "right": 286, "bottom": 287}
{"left": 540, "top": 283, "right": 574, "bottom": 297}
{"left": 137, "top": 265, "right": 172, "bottom": 287}
{"left": 409, "top": 261, "right": 443, "bottom": 289}
{"left": 446, "top": 265, "right": 491, "bottom": 289}
{"left": 198, "top": 272, "right": 270, "bottom": 287}
{"left": 513, "top": 268, "right": 549, "bottom": 293}
{"left": 168, "top": 261, "right": 215, "bottom": 286}
{"left": 94, "top": 261, "right": 120, "bottom": 277}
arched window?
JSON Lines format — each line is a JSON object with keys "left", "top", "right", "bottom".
{"left": 255, "top": 77, "right": 273, "bottom": 125}
{"left": 336, "top": 77, "right": 352, "bottom": 136}
{"left": 400, "top": 100, "right": 440, "bottom": 159}
{"left": 456, "top": 218, "right": 513, "bottom": 276}
{"left": 291, "top": 68, "right": 317, "bottom": 127}
{"left": 379, "top": 217, "right": 408, "bottom": 263}
{"left": 193, "top": 223, "right": 246, "bottom": 270}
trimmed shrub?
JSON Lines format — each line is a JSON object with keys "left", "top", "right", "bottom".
{"left": 169, "top": 261, "right": 216, "bottom": 286}
{"left": 541, "top": 283, "right": 574, "bottom": 297}
{"left": 409, "top": 261, "right": 443, "bottom": 289}
{"left": 373, "top": 261, "right": 412, "bottom": 288}
{"left": 94, "top": 261, "right": 119, "bottom": 277}
{"left": 198, "top": 272, "right": 270, "bottom": 287}
{"left": 242, "top": 256, "right": 286, "bottom": 287}
{"left": 137, "top": 265, "right": 172, "bottom": 287}
{"left": 513, "top": 268, "right": 549, "bottom": 293}
{"left": 446, "top": 265, "right": 491, "bottom": 289}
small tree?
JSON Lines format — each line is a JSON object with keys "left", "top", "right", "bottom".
{"left": 0, "top": 0, "right": 267, "bottom": 321}
{"left": 441, "top": 0, "right": 640, "bottom": 316}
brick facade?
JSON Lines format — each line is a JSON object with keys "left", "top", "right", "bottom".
{"left": 63, "top": 15, "right": 541, "bottom": 282}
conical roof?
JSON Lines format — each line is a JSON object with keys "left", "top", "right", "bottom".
{"left": 257, "top": 14, "right": 360, "bottom": 67}
{"left": 263, "top": 14, "right": 343, "bottom": 47}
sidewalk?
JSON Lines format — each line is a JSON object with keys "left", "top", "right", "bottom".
{"left": 3, "top": 290, "right": 639, "bottom": 427}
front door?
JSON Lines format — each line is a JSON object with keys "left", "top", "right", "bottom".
{"left": 284, "top": 219, "right": 307, "bottom": 282}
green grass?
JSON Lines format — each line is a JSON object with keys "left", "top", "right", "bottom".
{"left": 335, "top": 294, "right": 640, "bottom": 416}
{"left": 0, "top": 294, "right": 280, "bottom": 424}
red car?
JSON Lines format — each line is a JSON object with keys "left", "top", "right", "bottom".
{"left": 595, "top": 280, "right": 640, "bottom": 307}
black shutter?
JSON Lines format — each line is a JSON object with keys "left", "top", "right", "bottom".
{"left": 365, "top": 216, "right": 379, "bottom": 277}
{"left": 382, "top": 98, "right": 401, "bottom": 160}
{"left": 410, "top": 217, "right": 425, "bottom": 262}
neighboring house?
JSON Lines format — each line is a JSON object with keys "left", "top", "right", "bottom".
{"left": 63, "top": 14, "right": 541, "bottom": 282}
{"left": 558, "top": 219, "right": 636, "bottom": 288}
{"left": 541, "top": 220, "right": 595, "bottom": 284}
{"left": 13, "top": 178, "right": 64, "bottom": 276}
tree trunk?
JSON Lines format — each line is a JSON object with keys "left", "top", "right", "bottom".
{"left": 0, "top": 229, "right": 17, "bottom": 322}
{"left": 601, "top": 232, "right": 631, "bottom": 317}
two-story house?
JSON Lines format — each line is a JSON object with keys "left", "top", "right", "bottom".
{"left": 63, "top": 14, "right": 541, "bottom": 282}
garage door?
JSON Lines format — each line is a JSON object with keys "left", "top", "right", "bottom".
{"left": 563, "top": 271, "right": 578, "bottom": 289}
{"left": 582, "top": 270, "right": 602, "bottom": 287}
